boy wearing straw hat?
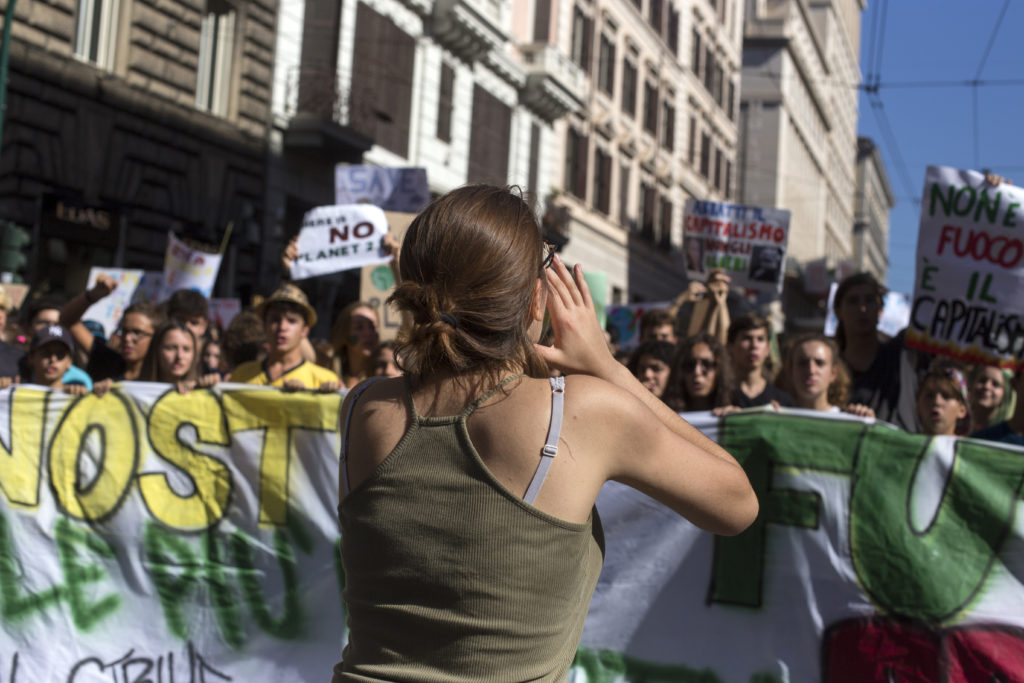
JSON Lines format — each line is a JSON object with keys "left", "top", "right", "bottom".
{"left": 231, "top": 283, "right": 342, "bottom": 392}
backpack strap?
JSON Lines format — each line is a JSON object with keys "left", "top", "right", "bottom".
{"left": 523, "top": 376, "right": 565, "bottom": 504}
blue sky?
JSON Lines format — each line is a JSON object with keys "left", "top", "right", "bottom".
{"left": 856, "top": 0, "right": 1023, "bottom": 296}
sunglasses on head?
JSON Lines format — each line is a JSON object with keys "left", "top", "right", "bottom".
{"left": 541, "top": 242, "right": 556, "bottom": 270}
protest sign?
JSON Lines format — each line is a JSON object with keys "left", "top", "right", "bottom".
{"left": 131, "top": 270, "right": 164, "bottom": 304}
{"left": 161, "top": 233, "right": 224, "bottom": 299}
{"left": 290, "top": 204, "right": 391, "bottom": 281}
{"left": 606, "top": 302, "right": 671, "bottom": 351}
{"left": 3, "top": 389, "right": 1023, "bottom": 682}
{"left": 907, "top": 166, "right": 1024, "bottom": 369}
{"left": 684, "top": 200, "right": 791, "bottom": 294}
{"left": 583, "top": 270, "right": 608, "bottom": 329}
{"left": 359, "top": 211, "right": 414, "bottom": 342}
{"left": 334, "top": 166, "right": 430, "bottom": 213}
{"left": 0, "top": 283, "right": 28, "bottom": 310}
{"left": 81, "top": 268, "right": 144, "bottom": 338}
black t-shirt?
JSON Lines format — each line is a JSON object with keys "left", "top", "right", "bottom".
{"left": 85, "top": 339, "right": 127, "bottom": 382}
{"left": 0, "top": 342, "right": 25, "bottom": 380}
{"left": 732, "top": 383, "right": 794, "bottom": 408}
{"left": 846, "top": 331, "right": 924, "bottom": 431}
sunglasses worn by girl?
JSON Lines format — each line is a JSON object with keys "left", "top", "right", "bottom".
{"left": 682, "top": 358, "right": 717, "bottom": 373}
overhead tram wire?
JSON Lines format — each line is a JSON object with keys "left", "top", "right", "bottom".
{"left": 861, "top": 0, "right": 917, "bottom": 208}
{"left": 971, "top": 0, "right": 1012, "bottom": 168}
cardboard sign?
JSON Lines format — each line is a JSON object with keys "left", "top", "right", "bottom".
{"left": 907, "top": 165, "right": 1024, "bottom": 368}
{"left": 161, "top": 233, "right": 223, "bottom": 299}
{"left": 359, "top": 212, "right": 415, "bottom": 342}
{"left": 290, "top": 204, "right": 391, "bottom": 281}
{"left": 335, "top": 166, "right": 430, "bottom": 213}
{"left": 683, "top": 200, "right": 791, "bottom": 294}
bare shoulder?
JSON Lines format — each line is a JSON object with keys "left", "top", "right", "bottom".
{"left": 344, "top": 377, "right": 407, "bottom": 428}
{"left": 561, "top": 374, "right": 650, "bottom": 420}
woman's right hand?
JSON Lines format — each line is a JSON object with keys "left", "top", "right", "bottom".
{"left": 534, "top": 254, "right": 616, "bottom": 380}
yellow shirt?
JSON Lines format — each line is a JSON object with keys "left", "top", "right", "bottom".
{"left": 231, "top": 359, "right": 341, "bottom": 389}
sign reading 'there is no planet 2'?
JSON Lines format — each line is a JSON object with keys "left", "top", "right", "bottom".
{"left": 289, "top": 204, "right": 391, "bottom": 281}
{"left": 908, "top": 165, "right": 1024, "bottom": 369}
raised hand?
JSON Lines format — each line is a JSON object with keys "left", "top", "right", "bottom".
{"left": 534, "top": 254, "right": 616, "bottom": 380}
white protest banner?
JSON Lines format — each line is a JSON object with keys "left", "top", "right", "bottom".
{"left": 161, "top": 233, "right": 224, "bottom": 299}
{"left": 4, "top": 391, "right": 1023, "bottom": 682}
{"left": 0, "top": 383, "right": 344, "bottom": 681}
{"left": 81, "top": 268, "right": 144, "bottom": 338}
{"left": 290, "top": 204, "right": 391, "bottom": 281}
{"left": 571, "top": 409, "right": 1024, "bottom": 682}
{"left": 908, "top": 166, "right": 1024, "bottom": 369}
{"left": 334, "top": 166, "right": 430, "bottom": 213}
{"left": 683, "top": 200, "right": 791, "bottom": 294}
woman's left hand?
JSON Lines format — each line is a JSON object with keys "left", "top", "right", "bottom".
{"left": 534, "top": 254, "right": 617, "bottom": 381}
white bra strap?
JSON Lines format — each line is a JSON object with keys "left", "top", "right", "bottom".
{"left": 341, "top": 377, "right": 387, "bottom": 495}
{"left": 524, "top": 376, "right": 565, "bottom": 504}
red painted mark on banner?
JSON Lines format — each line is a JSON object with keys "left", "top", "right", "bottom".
{"left": 823, "top": 618, "right": 1024, "bottom": 682}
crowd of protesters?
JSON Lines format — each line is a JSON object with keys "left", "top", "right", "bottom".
{"left": 618, "top": 270, "right": 1022, "bottom": 448}
{"left": 0, "top": 233, "right": 1018, "bottom": 450}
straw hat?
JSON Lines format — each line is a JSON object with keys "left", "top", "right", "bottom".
{"left": 256, "top": 282, "right": 317, "bottom": 327}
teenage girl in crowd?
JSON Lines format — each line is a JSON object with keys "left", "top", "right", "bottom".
{"left": 662, "top": 332, "right": 734, "bottom": 413}
{"left": 967, "top": 365, "right": 1016, "bottom": 433}
{"left": 140, "top": 320, "right": 220, "bottom": 393}
{"left": 331, "top": 301, "right": 380, "bottom": 388}
{"left": 780, "top": 333, "right": 875, "bottom": 417}
{"left": 916, "top": 362, "right": 971, "bottom": 436}
{"left": 628, "top": 339, "right": 676, "bottom": 400}
{"left": 334, "top": 185, "right": 757, "bottom": 680}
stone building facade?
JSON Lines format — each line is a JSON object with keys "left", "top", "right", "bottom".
{"left": 0, "top": 0, "right": 276, "bottom": 299}
{"left": 267, "top": 0, "right": 587, "bottom": 329}
{"left": 550, "top": 0, "right": 744, "bottom": 303}
{"left": 737, "top": 0, "right": 864, "bottom": 296}
{"left": 853, "top": 136, "right": 893, "bottom": 283}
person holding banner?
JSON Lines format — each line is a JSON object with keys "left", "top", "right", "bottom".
{"left": 231, "top": 283, "right": 342, "bottom": 391}
{"left": 335, "top": 185, "right": 757, "bottom": 681}
{"left": 139, "top": 320, "right": 219, "bottom": 393}
{"left": 967, "top": 366, "right": 1016, "bottom": 433}
{"left": 662, "top": 332, "right": 735, "bottom": 413}
{"left": 330, "top": 300, "right": 380, "bottom": 389}
{"left": 916, "top": 362, "right": 971, "bottom": 437}
{"left": 780, "top": 333, "right": 874, "bottom": 417}
{"left": 971, "top": 368, "right": 1024, "bottom": 446}
{"left": 833, "top": 273, "right": 921, "bottom": 429}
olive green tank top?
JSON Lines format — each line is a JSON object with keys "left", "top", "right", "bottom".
{"left": 334, "top": 375, "right": 605, "bottom": 682}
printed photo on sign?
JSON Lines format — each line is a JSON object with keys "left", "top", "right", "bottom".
{"left": 683, "top": 199, "right": 791, "bottom": 294}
